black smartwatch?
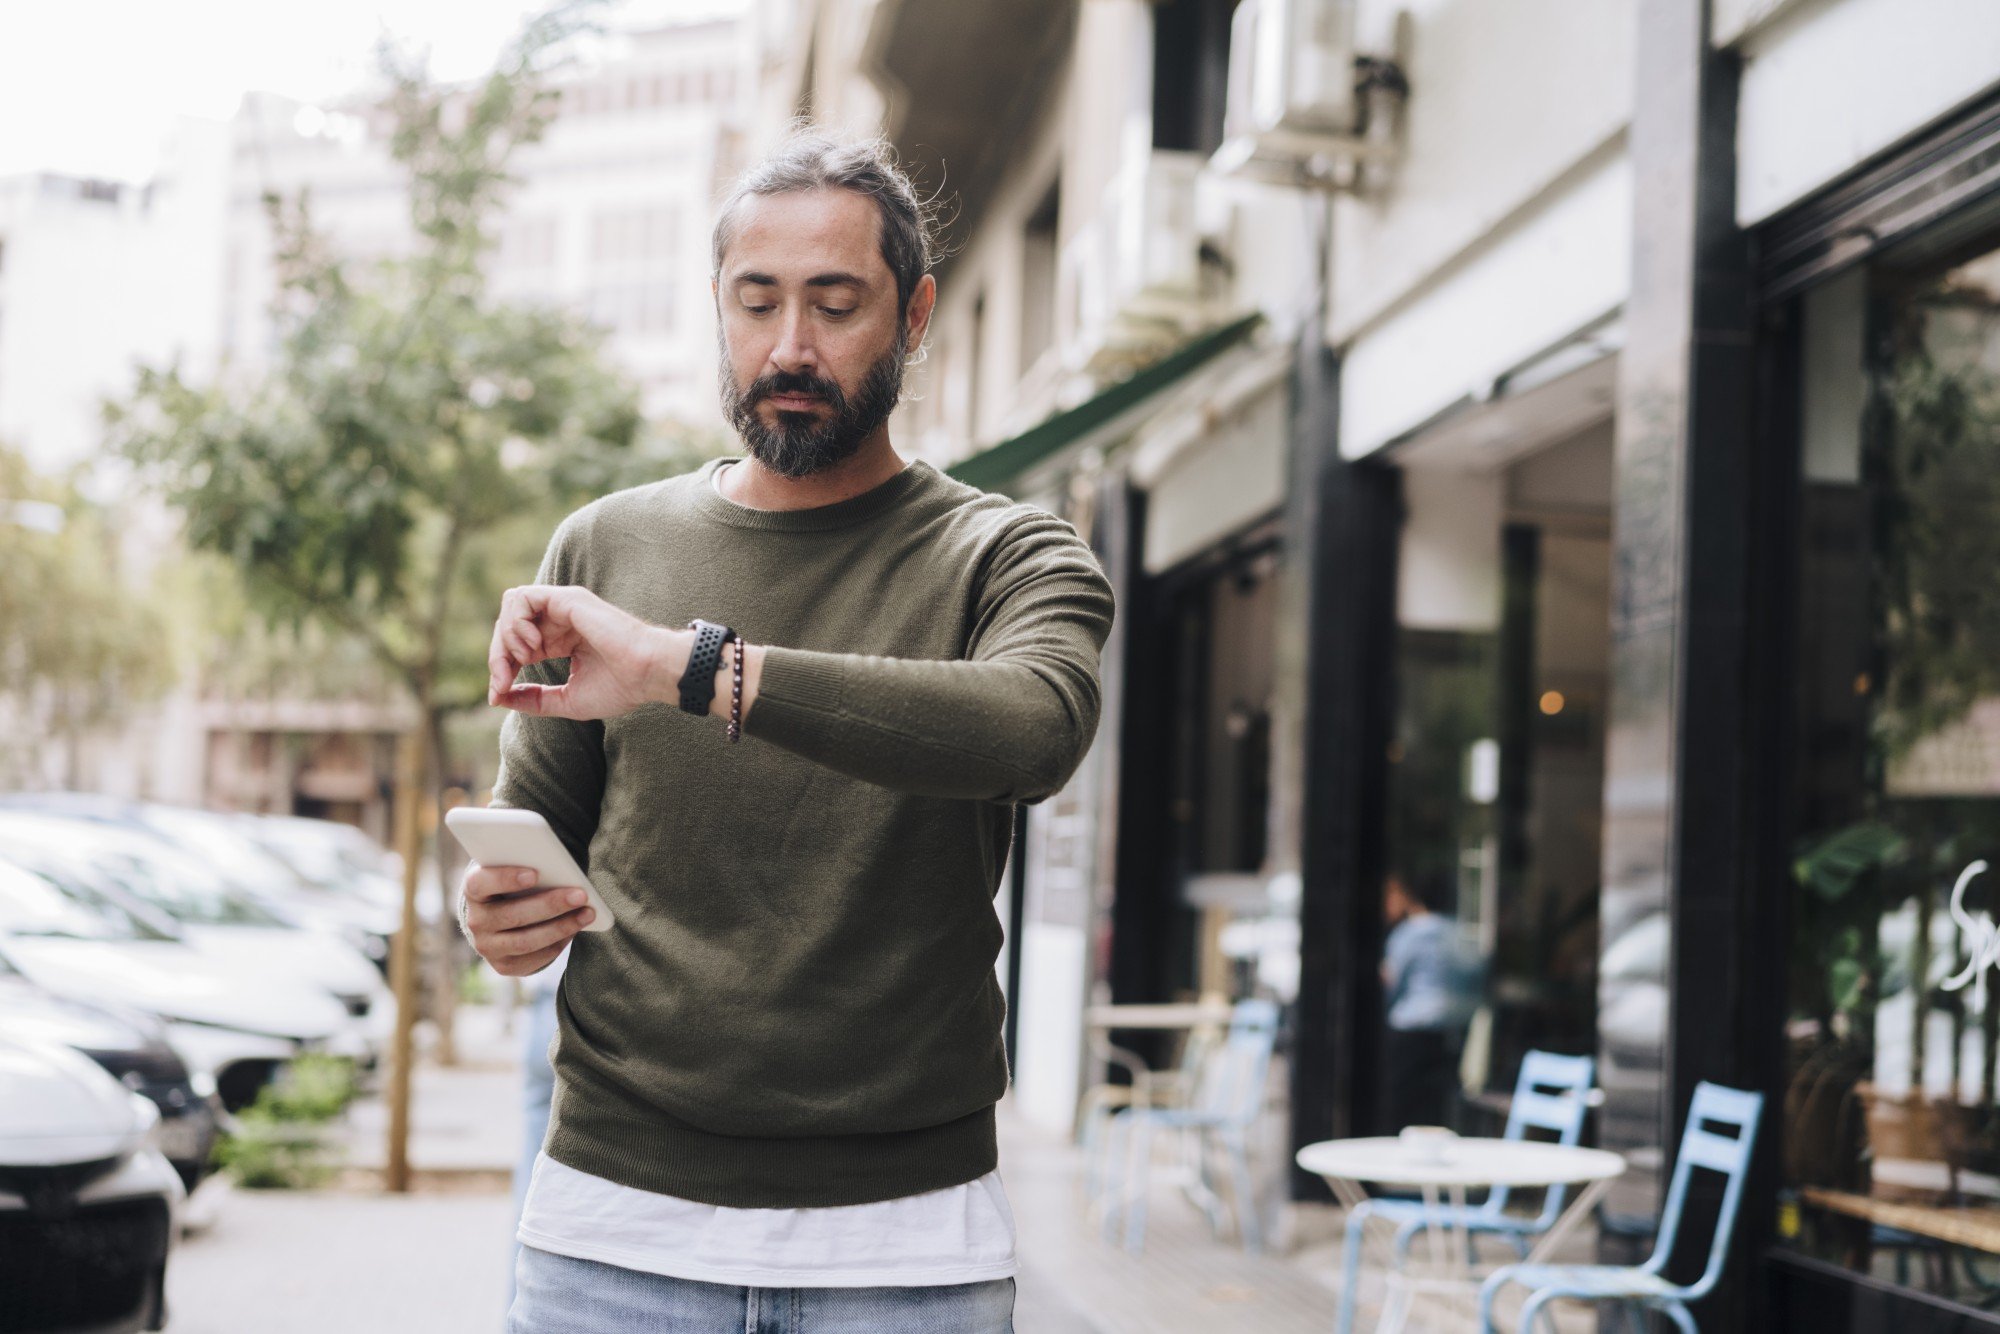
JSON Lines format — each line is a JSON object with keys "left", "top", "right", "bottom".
{"left": 679, "top": 619, "right": 738, "bottom": 716}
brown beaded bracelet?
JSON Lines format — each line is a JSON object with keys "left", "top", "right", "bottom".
{"left": 727, "top": 638, "right": 745, "bottom": 743}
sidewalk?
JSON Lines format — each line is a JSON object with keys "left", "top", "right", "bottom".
{"left": 999, "top": 1105, "right": 1347, "bottom": 1332}
{"left": 166, "top": 999, "right": 527, "bottom": 1334}
{"left": 334, "top": 996, "right": 527, "bottom": 1182}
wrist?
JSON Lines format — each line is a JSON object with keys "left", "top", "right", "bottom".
{"left": 646, "top": 626, "right": 695, "bottom": 705}
{"left": 708, "top": 640, "right": 764, "bottom": 722}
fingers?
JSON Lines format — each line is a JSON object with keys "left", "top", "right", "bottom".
{"left": 492, "top": 682, "right": 579, "bottom": 719}
{"left": 497, "top": 939, "right": 571, "bottom": 979}
{"left": 462, "top": 881, "right": 597, "bottom": 974}
{"left": 488, "top": 585, "right": 585, "bottom": 703}
{"left": 480, "top": 885, "right": 591, "bottom": 933}
{"left": 462, "top": 863, "right": 538, "bottom": 905}
{"left": 493, "top": 904, "right": 595, "bottom": 959}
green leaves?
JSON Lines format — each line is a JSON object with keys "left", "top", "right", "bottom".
{"left": 102, "top": 2, "right": 704, "bottom": 711}
{"left": 1794, "top": 822, "right": 1910, "bottom": 904}
{"left": 0, "top": 442, "right": 170, "bottom": 784}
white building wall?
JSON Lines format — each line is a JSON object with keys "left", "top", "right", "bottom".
{"left": 1327, "top": 0, "right": 1636, "bottom": 459}
{"left": 1732, "top": 0, "right": 2000, "bottom": 225}
{"left": 0, "top": 118, "right": 229, "bottom": 474}
{"left": 1339, "top": 144, "right": 1632, "bottom": 458}
{"left": 1331, "top": 0, "right": 1636, "bottom": 345}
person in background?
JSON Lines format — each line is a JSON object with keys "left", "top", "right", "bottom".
{"left": 1380, "top": 869, "right": 1483, "bottom": 1131}
{"left": 506, "top": 943, "right": 565, "bottom": 1314}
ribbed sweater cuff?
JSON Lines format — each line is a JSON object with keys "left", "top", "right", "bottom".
{"left": 743, "top": 646, "right": 849, "bottom": 740}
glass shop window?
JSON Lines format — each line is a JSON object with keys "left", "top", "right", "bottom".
{"left": 1780, "top": 230, "right": 2000, "bottom": 1303}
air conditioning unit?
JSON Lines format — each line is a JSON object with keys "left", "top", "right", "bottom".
{"left": 1212, "top": 0, "right": 1402, "bottom": 190}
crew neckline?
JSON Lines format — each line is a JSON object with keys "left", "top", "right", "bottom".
{"left": 692, "top": 455, "right": 933, "bottom": 532}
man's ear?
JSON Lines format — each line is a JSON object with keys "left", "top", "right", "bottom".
{"left": 903, "top": 273, "right": 937, "bottom": 353}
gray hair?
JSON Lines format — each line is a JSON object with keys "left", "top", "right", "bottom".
{"left": 710, "top": 130, "right": 937, "bottom": 318}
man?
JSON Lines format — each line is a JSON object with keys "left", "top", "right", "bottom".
{"left": 463, "top": 132, "right": 1116, "bottom": 1333}
{"left": 1379, "top": 870, "right": 1484, "bottom": 1133}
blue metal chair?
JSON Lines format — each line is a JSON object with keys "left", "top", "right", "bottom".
{"left": 1099, "top": 997, "right": 1281, "bottom": 1255}
{"left": 1336, "top": 1050, "right": 1596, "bottom": 1334}
{"left": 1079, "top": 1018, "right": 1221, "bottom": 1211}
{"left": 1478, "top": 1081, "right": 1765, "bottom": 1334}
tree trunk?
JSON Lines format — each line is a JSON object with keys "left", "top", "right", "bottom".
{"left": 416, "top": 689, "right": 460, "bottom": 1067}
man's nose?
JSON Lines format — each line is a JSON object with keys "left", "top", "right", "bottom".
{"left": 768, "top": 305, "right": 817, "bottom": 375}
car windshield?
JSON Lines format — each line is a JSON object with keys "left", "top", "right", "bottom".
{"left": 242, "top": 818, "right": 392, "bottom": 889}
{"left": 87, "top": 845, "right": 294, "bottom": 928}
{"left": 0, "top": 858, "right": 173, "bottom": 942}
{"left": 150, "top": 811, "right": 325, "bottom": 898}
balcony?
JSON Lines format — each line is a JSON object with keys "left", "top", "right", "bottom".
{"left": 1060, "top": 149, "right": 1235, "bottom": 380}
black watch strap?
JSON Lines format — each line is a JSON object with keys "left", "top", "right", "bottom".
{"left": 680, "top": 619, "right": 738, "bottom": 716}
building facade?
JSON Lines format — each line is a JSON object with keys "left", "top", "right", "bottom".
{"left": 766, "top": 0, "right": 2000, "bottom": 1327}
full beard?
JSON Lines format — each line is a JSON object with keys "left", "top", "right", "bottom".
{"left": 717, "top": 325, "right": 909, "bottom": 480}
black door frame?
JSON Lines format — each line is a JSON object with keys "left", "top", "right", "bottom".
{"left": 1288, "top": 330, "right": 1405, "bottom": 1196}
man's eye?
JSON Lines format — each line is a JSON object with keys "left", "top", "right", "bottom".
{"left": 821, "top": 307, "right": 855, "bottom": 319}
{"left": 742, "top": 304, "right": 774, "bottom": 316}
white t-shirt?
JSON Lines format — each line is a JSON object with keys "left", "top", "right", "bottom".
{"left": 517, "top": 1151, "right": 1018, "bottom": 1287}
{"left": 517, "top": 475, "right": 1017, "bottom": 1285}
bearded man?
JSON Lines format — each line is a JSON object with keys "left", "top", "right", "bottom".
{"left": 462, "top": 132, "right": 1116, "bottom": 1334}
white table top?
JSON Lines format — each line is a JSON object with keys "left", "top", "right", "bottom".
{"left": 1296, "top": 1136, "right": 1627, "bottom": 1189}
{"left": 1084, "top": 1002, "right": 1234, "bottom": 1030}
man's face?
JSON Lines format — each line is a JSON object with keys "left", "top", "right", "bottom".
{"left": 713, "top": 188, "right": 934, "bottom": 478}
{"left": 1384, "top": 877, "right": 1413, "bottom": 925}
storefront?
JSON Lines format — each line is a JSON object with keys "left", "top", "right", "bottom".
{"left": 1279, "top": 26, "right": 2000, "bottom": 1329}
{"left": 1753, "top": 90, "right": 2000, "bottom": 1331}
{"left": 1376, "top": 406, "right": 1615, "bottom": 1147}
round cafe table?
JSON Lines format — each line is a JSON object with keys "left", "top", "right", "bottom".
{"left": 1297, "top": 1135, "right": 1626, "bottom": 1334}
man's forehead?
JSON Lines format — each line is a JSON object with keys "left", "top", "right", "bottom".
{"left": 723, "top": 189, "right": 889, "bottom": 285}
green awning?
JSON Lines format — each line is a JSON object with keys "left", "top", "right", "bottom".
{"left": 945, "top": 313, "right": 1264, "bottom": 493}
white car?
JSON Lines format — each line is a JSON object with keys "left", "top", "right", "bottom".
{"left": 0, "top": 856, "right": 350, "bottom": 1114}
{"left": 0, "top": 814, "right": 395, "bottom": 1082}
{"left": 0, "top": 793, "right": 430, "bottom": 965}
{"left": 0, "top": 1035, "right": 185, "bottom": 1332}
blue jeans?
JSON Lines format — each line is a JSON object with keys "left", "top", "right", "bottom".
{"left": 508, "top": 986, "right": 561, "bottom": 1314}
{"left": 508, "top": 1244, "right": 1016, "bottom": 1332}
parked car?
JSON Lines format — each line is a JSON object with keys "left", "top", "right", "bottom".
{"left": 0, "top": 855, "right": 349, "bottom": 1115}
{"left": 0, "top": 792, "right": 411, "bottom": 977}
{"left": 0, "top": 1035, "right": 184, "bottom": 1332}
{"left": 237, "top": 809, "right": 435, "bottom": 955}
{"left": 0, "top": 957, "right": 219, "bottom": 1197}
{"left": 0, "top": 812, "right": 395, "bottom": 1084}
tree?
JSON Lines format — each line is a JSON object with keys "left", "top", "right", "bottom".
{"left": 0, "top": 442, "right": 169, "bottom": 787}
{"left": 105, "top": 3, "right": 720, "bottom": 1057}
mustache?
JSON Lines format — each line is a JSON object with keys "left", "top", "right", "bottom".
{"left": 749, "top": 370, "right": 846, "bottom": 409}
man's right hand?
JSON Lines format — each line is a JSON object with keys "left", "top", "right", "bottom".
{"left": 459, "top": 864, "right": 596, "bottom": 976}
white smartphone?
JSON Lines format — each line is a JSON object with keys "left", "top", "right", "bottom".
{"left": 443, "top": 806, "right": 615, "bottom": 933}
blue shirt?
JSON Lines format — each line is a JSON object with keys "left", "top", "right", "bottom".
{"left": 1383, "top": 914, "right": 1482, "bottom": 1032}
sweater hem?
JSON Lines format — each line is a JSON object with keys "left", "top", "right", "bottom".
{"left": 546, "top": 1080, "right": 1000, "bottom": 1209}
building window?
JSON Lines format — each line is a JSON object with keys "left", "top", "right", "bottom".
{"left": 581, "top": 203, "right": 680, "bottom": 335}
{"left": 1020, "top": 178, "right": 1059, "bottom": 375}
{"left": 967, "top": 291, "right": 987, "bottom": 443}
{"left": 1152, "top": 0, "right": 1235, "bottom": 155}
{"left": 1780, "top": 228, "right": 2000, "bottom": 1298}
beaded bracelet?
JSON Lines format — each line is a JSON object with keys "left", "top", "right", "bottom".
{"left": 727, "top": 637, "right": 745, "bottom": 744}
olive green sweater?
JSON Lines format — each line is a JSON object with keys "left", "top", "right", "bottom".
{"left": 490, "top": 455, "right": 1116, "bottom": 1207}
